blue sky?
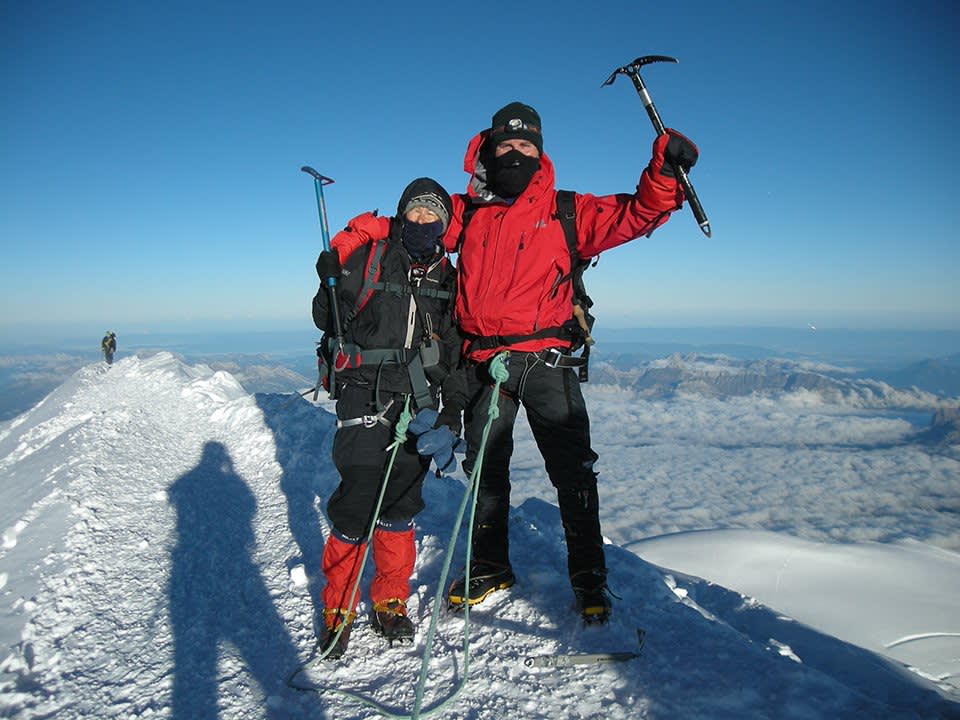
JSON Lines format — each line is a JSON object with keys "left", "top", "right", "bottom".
{"left": 2, "top": 0, "right": 958, "bottom": 344}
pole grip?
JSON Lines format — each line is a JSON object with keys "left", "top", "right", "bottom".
{"left": 312, "top": 179, "right": 339, "bottom": 291}
{"left": 314, "top": 180, "right": 333, "bottom": 253}
{"left": 316, "top": 182, "right": 345, "bottom": 339}
{"left": 675, "top": 166, "right": 711, "bottom": 237}
{"left": 632, "top": 76, "right": 667, "bottom": 136}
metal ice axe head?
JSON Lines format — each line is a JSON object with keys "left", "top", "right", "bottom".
{"left": 602, "top": 56, "right": 678, "bottom": 137}
{"left": 602, "top": 55, "right": 678, "bottom": 88}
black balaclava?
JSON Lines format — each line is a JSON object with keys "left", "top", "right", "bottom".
{"left": 491, "top": 150, "right": 540, "bottom": 198}
{"left": 401, "top": 218, "right": 444, "bottom": 260}
{"left": 396, "top": 177, "right": 453, "bottom": 261}
{"left": 488, "top": 101, "right": 543, "bottom": 198}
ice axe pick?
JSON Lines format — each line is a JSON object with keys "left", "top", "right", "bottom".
{"left": 603, "top": 55, "right": 711, "bottom": 237}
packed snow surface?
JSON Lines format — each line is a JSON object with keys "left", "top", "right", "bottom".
{"left": 0, "top": 353, "right": 958, "bottom": 718}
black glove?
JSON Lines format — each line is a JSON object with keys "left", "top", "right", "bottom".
{"left": 315, "top": 250, "right": 341, "bottom": 281}
{"left": 435, "top": 406, "right": 463, "bottom": 437}
{"left": 654, "top": 129, "right": 699, "bottom": 179}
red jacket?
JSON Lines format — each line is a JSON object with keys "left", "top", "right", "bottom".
{"left": 331, "top": 130, "right": 685, "bottom": 361}
{"left": 446, "top": 129, "right": 684, "bottom": 360}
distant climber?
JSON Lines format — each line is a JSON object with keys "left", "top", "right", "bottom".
{"left": 101, "top": 331, "right": 117, "bottom": 365}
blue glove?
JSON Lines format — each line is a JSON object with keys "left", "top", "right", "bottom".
{"left": 409, "top": 409, "right": 465, "bottom": 474}
{"left": 407, "top": 408, "right": 440, "bottom": 438}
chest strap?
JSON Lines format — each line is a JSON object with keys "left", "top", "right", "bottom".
{"left": 369, "top": 281, "right": 452, "bottom": 300}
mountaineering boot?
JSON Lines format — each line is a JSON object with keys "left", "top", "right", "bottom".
{"left": 370, "top": 598, "right": 415, "bottom": 645}
{"left": 571, "top": 570, "right": 612, "bottom": 625}
{"left": 319, "top": 608, "right": 356, "bottom": 660}
{"left": 447, "top": 562, "right": 515, "bottom": 609}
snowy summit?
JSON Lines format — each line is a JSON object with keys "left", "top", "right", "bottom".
{"left": 0, "top": 352, "right": 958, "bottom": 719}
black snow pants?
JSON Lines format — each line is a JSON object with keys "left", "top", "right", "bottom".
{"left": 462, "top": 350, "right": 605, "bottom": 584}
{"left": 327, "top": 384, "right": 430, "bottom": 539}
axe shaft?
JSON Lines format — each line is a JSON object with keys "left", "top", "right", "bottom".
{"left": 626, "top": 67, "right": 711, "bottom": 237}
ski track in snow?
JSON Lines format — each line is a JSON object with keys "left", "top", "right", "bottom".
{"left": 0, "top": 353, "right": 957, "bottom": 719}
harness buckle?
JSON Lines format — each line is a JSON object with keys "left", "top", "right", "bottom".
{"left": 541, "top": 348, "right": 564, "bottom": 368}
{"left": 336, "top": 398, "right": 396, "bottom": 430}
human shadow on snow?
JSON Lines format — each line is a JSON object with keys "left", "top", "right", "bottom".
{"left": 167, "top": 441, "right": 303, "bottom": 719}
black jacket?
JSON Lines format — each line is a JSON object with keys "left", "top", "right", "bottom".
{"left": 312, "top": 220, "right": 466, "bottom": 427}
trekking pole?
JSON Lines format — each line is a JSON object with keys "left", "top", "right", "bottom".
{"left": 602, "top": 55, "right": 711, "bottom": 237}
{"left": 301, "top": 166, "right": 345, "bottom": 397}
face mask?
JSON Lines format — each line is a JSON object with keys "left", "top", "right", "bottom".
{"left": 401, "top": 218, "right": 444, "bottom": 260}
{"left": 492, "top": 149, "right": 540, "bottom": 198}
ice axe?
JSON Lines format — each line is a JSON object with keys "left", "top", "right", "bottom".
{"left": 603, "top": 55, "right": 711, "bottom": 237}
{"left": 301, "top": 166, "right": 344, "bottom": 398}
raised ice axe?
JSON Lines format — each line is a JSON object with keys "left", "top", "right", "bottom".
{"left": 603, "top": 55, "right": 711, "bottom": 237}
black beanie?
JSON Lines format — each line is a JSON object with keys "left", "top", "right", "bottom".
{"left": 396, "top": 177, "right": 453, "bottom": 232}
{"left": 490, "top": 101, "right": 543, "bottom": 153}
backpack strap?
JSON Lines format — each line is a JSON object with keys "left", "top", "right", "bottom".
{"left": 368, "top": 280, "right": 452, "bottom": 300}
{"left": 555, "top": 189, "right": 593, "bottom": 308}
{"left": 555, "top": 189, "right": 577, "bottom": 258}
{"left": 341, "top": 236, "right": 387, "bottom": 332}
{"left": 556, "top": 189, "right": 594, "bottom": 381}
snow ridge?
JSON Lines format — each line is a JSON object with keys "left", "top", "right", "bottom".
{"left": 0, "top": 354, "right": 957, "bottom": 719}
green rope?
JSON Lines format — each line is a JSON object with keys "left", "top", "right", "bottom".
{"left": 290, "top": 353, "right": 511, "bottom": 719}
{"left": 408, "top": 351, "right": 510, "bottom": 718}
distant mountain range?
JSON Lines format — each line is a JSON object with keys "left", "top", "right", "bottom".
{"left": 588, "top": 352, "right": 955, "bottom": 412}
{"left": 863, "top": 353, "right": 960, "bottom": 398}
{"left": 590, "top": 349, "right": 960, "bottom": 403}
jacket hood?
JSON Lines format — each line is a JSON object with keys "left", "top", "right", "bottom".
{"left": 463, "top": 129, "right": 556, "bottom": 202}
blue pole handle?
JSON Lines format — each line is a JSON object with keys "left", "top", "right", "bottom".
{"left": 302, "top": 166, "right": 345, "bottom": 348}
{"left": 301, "top": 166, "right": 336, "bottom": 284}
